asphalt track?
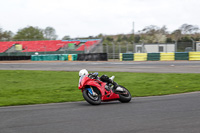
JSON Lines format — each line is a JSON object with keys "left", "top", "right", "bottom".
{"left": 1, "top": 60, "right": 200, "bottom": 73}
{"left": 1, "top": 61, "right": 200, "bottom": 133}
{"left": 0, "top": 92, "right": 200, "bottom": 133}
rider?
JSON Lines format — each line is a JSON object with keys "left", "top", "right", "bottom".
{"left": 79, "top": 69, "right": 118, "bottom": 90}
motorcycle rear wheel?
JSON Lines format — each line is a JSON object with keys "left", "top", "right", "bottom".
{"left": 118, "top": 85, "right": 132, "bottom": 103}
{"left": 82, "top": 87, "right": 101, "bottom": 105}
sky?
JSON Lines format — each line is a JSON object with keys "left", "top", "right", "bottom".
{"left": 0, "top": 0, "right": 200, "bottom": 39}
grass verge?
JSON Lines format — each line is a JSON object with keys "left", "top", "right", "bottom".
{"left": 0, "top": 70, "right": 200, "bottom": 106}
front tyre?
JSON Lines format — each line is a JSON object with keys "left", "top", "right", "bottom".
{"left": 82, "top": 87, "right": 101, "bottom": 105}
{"left": 118, "top": 85, "right": 132, "bottom": 103}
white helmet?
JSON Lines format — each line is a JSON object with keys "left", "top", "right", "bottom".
{"left": 79, "top": 69, "right": 88, "bottom": 77}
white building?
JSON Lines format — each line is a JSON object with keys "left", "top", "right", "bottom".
{"left": 196, "top": 41, "right": 200, "bottom": 51}
{"left": 135, "top": 43, "right": 175, "bottom": 53}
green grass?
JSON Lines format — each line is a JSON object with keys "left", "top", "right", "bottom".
{"left": 0, "top": 70, "right": 200, "bottom": 106}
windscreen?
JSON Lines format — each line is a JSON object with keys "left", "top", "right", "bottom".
{"left": 79, "top": 75, "right": 85, "bottom": 86}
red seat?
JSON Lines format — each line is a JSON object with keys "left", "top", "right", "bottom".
{"left": 76, "top": 40, "right": 98, "bottom": 51}
{"left": 0, "top": 40, "right": 99, "bottom": 53}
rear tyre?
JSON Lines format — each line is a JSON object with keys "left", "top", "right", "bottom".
{"left": 118, "top": 85, "right": 132, "bottom": 103}
{"left": 82, "top": 87, "right": 101, "bottom": 105}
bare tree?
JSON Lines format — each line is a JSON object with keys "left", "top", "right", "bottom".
{"left": 139, "top": 25, "right": 167, "bottom": 43}
{"left": 180, "top": 24, "right": 199, "bottom": 34}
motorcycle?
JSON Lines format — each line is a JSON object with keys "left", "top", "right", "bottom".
{"left": 78, "top": 73, "right": 132, "bottom": 105}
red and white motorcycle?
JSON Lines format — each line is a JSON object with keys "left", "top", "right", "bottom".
{"left": 78, "top": 70, "right": 131, "bottom": 105}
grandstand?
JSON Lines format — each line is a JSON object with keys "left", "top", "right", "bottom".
{"left": 0, "top": 39, "right": 101, "bottom": 54}
{"left": 0, "top": 42, "right": 15, "bottom": 53}
{"left": 76, "top": 40, "right": 99, "bottom": 51}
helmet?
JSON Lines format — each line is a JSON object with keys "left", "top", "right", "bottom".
{"left": 79, "top": 69, "right": 88, "bottom": 77}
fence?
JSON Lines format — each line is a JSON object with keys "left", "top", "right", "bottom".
{"left": 100, "top": 43, "right": 135, "bottom": 59}
{"left": 98, "top": 41, "right": 196, "bottom": 59}
{"left": 100, "top": 43, "right": 175, "bottom": 59}
{"left": 177, "top": 42, "right": 193, "bottom": 52}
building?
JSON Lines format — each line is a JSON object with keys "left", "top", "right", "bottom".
{"left": 135, "top": 43, "right": 175, "bottom": 53}
{"left": 196, "top": 41, "right": 200, "bottom": 51}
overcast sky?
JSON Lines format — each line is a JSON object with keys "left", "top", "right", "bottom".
{"left": 0, "top": 0, "right": 200, "bottom": 39}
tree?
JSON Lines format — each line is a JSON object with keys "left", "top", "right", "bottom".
{"left": 179, "top": 24, "right": 199, "bottom": 34}
{"left": 106, "top": 36, "right": 113, "bottom": 41}
{"left": 128, "top": 34, "right": 134, "bottom": 43}
{"left": 139, "top": 25, "right": 167, "bottom": 43}
{"left": 166, "top": 37, "right": 173, "bottom": 43}
{"left": 192, "top": 33, "right": 200, "bottom": 41}
{"left": 13, "top": 26, "right": 44, "bottom": 40}
{"left": 102, "top": 36, "right": 113, "bottom": 45}
{"left": 177, "top": 24, "right": 200, "bottom": 42}
{"left": 2, "top": 31, "right": 13, "bottom": 40}
{"left": 171, "top": 29, "right": 182, "bottom": 41}
{"left": 88, "top": 36, "right": 94, "bottom": 39}
{"left": 0, "top": 27, "right": 2, "bottom": 35}
{"left": 0, "top": 27, "right": 13, "bottom": 40}
{"left": 43, "top": 26, "right": 57, "bottom": 40}
{"left": 122, "top": 35, "right": 128, "bottom": 41}
{"left": 62, "top": 35, "right": 71, "bottom": 40}
{"left": 0, "top": 27, "right": 4, "bottom": 40}
{"left": 134, "top": 35, "right": 140, "bottom": 43}
{"left": 96, "top": 33, "right": 104, "bottom": 39}
{"left": 117, "top": 35, "right": 122, "bottom": 42}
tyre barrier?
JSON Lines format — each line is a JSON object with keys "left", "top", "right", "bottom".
{"left": 147, "top": 53, "right": 160, "bottom": 61}
{"left": 134, "top": 53, "right": 147, "bottom": 61}
{"left": 68, "top": 54, "right": 78, "bottom": 61}
{"left": 120, "top": 52, "right": 200, "bottom": 61}
{"left": 77, "top": 53, "right": 107, "bottom": 61}
{"left": 31, "top": 54, "right": 77, "bottom": 61}
{"left": 0, "top": 56, "right": 31, "bottom": 61}
{"left": 121, "top": 53, "right": 134, "bottom": 61}
{"left": 175, "top": 52, "right": 189, "bottom": 60}
{"left": 189, "top": 52, "right": 200, "bottom": 61}
{"left": 160, "top": 53, "right": 174, "bottom": 61}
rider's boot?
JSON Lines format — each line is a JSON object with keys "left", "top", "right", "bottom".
{"left": 107, "top": 78, "right": 118, "bottom": 90}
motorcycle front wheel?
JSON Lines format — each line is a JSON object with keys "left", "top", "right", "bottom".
{"left": 82, "top": 87, "right": 101, "bottom": 105}
{"left": 118, "top": 85, "right": 132, "bottom": 103}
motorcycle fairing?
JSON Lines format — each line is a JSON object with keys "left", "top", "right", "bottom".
{"left": 79, "top": 75, "right": 120, "bottom": 101}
